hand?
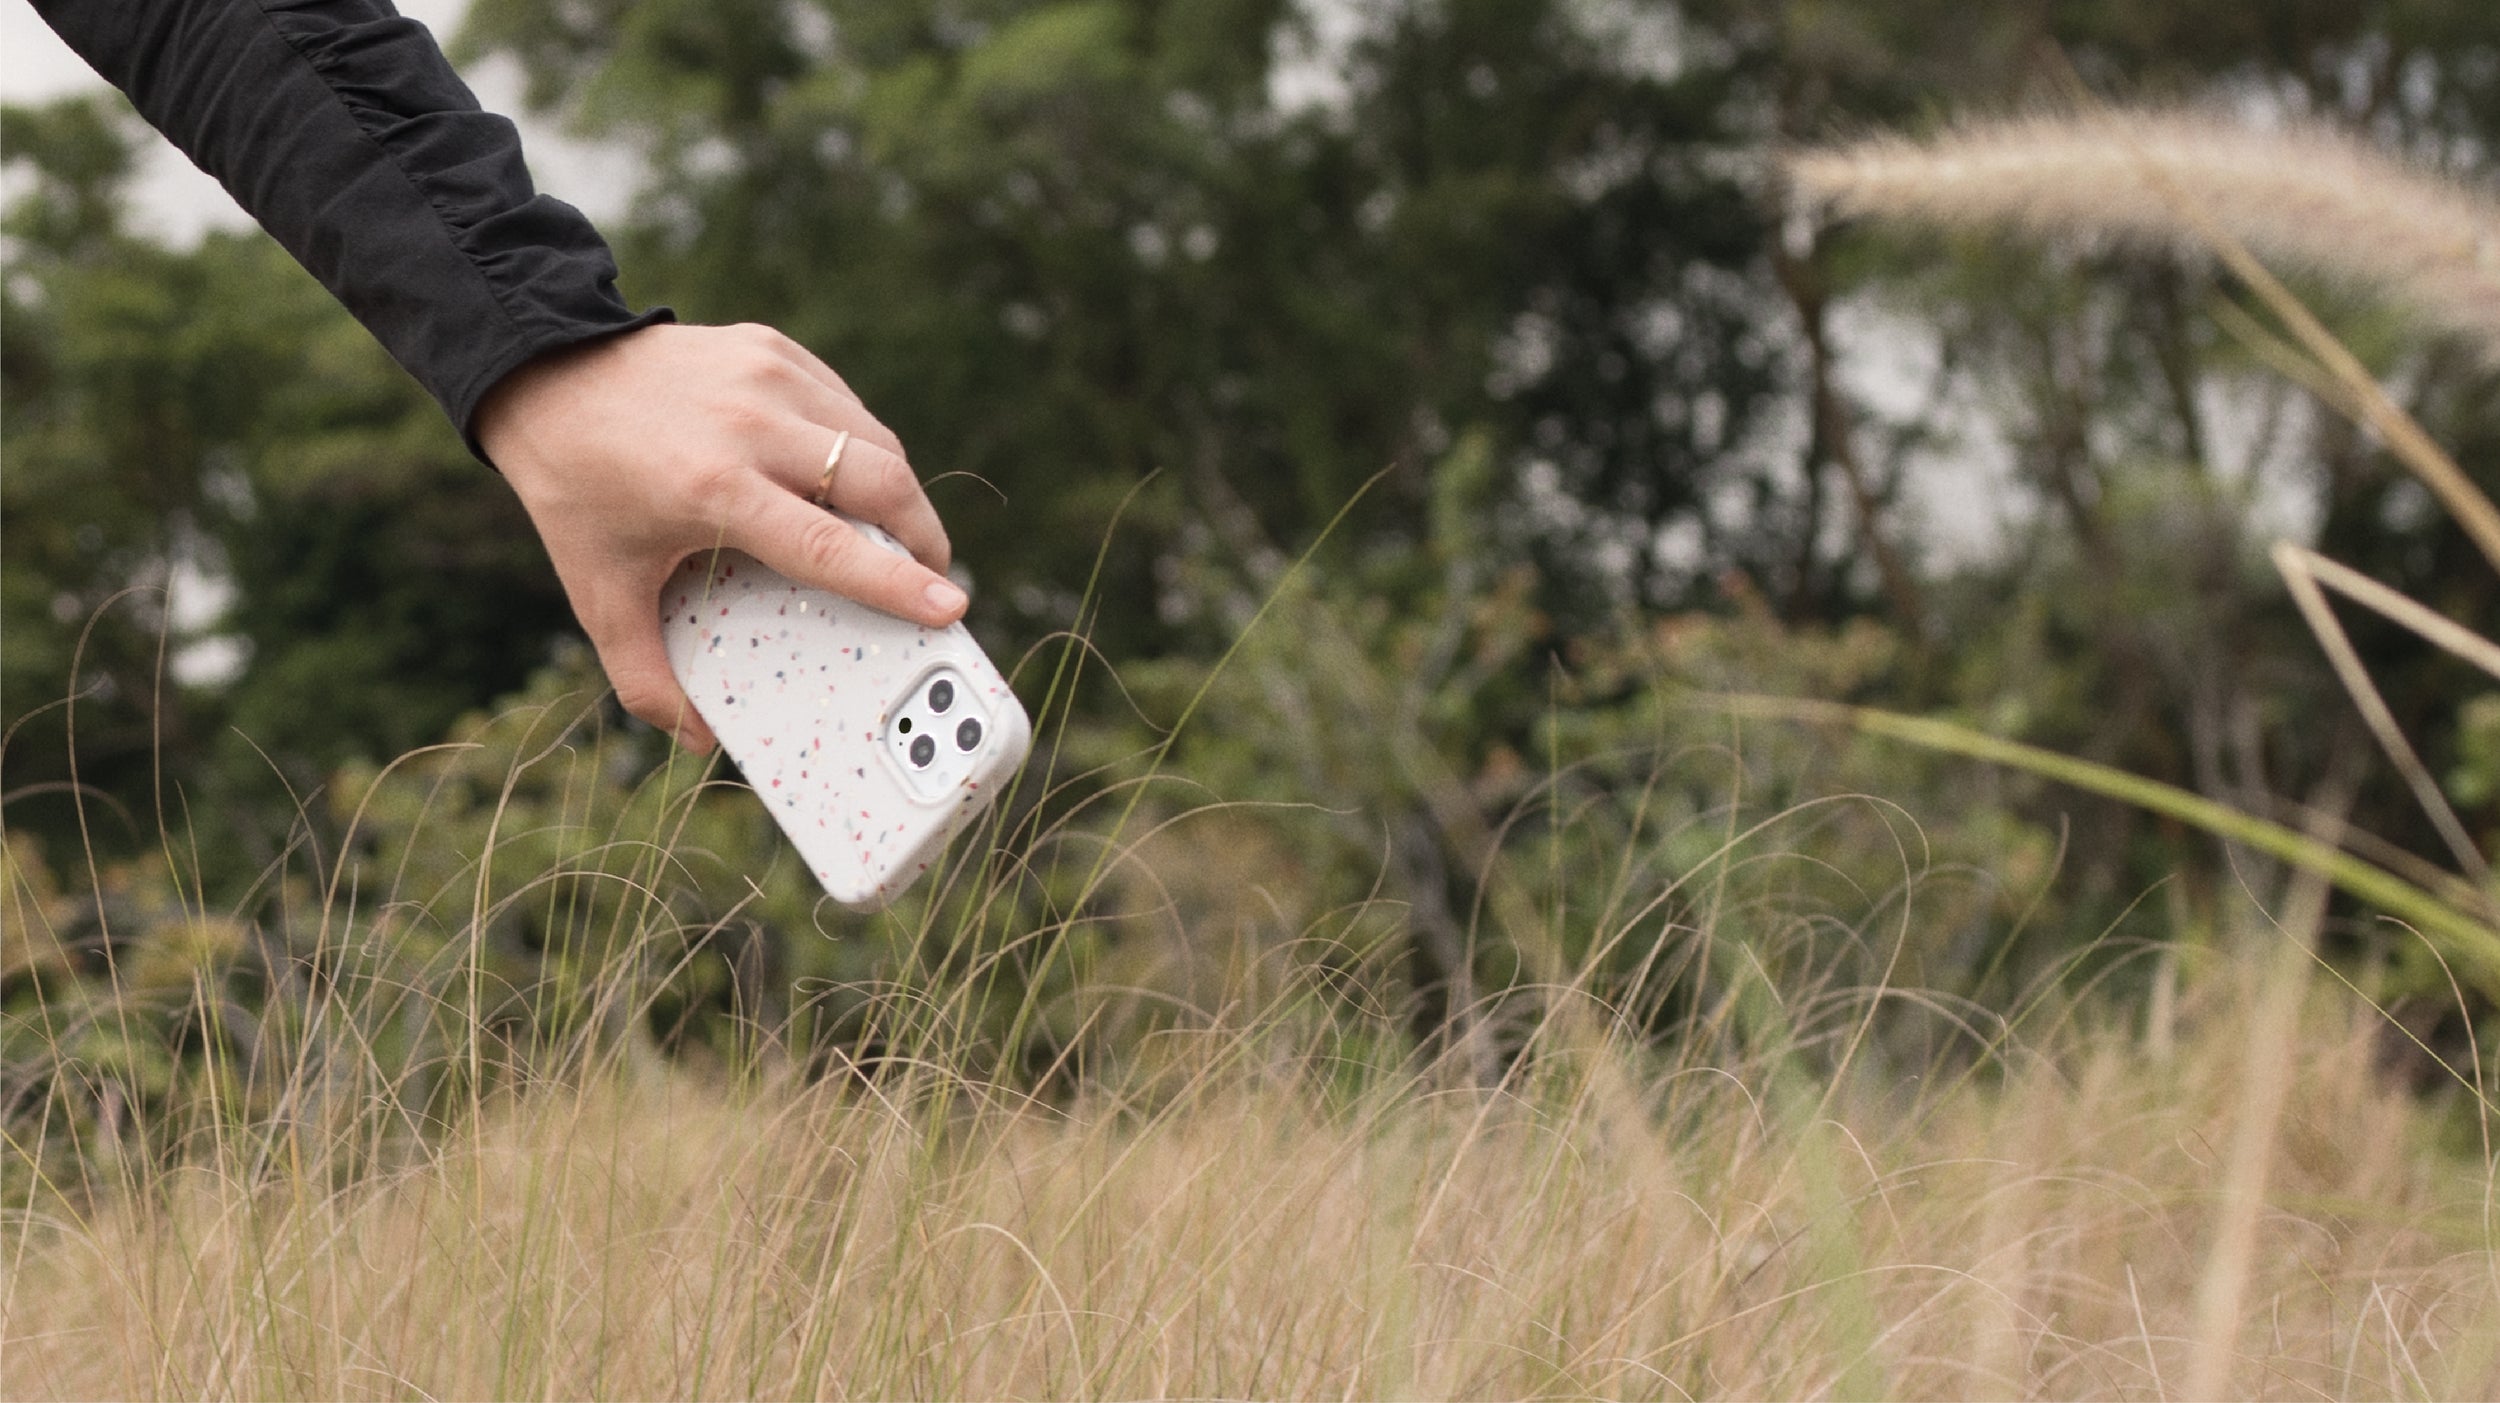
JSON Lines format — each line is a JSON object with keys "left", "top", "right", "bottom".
{"left": 476, "top": 322, "right": 966, "bottom": 754}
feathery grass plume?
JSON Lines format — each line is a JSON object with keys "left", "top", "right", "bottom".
{"left": 1787, "top": 108, "right": 2500, "bottom": 352}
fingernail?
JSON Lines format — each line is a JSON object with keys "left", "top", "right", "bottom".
{"left": 925, "top": 580, "right": 968, "bottom": 615}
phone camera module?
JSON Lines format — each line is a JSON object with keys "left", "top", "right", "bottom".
{"left": 928, "top": 679, "right": 955, "bottom": 713}
{"left": 956, "top": 718, "right": 983, "bottom": 752}
{"left": 909, "top": 735, "right": 937, "bottom": 768}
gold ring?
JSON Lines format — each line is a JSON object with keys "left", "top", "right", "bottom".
{"left": 811, "top": 429, "right": 852, "bottom": 508}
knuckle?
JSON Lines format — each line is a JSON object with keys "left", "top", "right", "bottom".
{"left": 735, "top": 346, "right": 792, "bottom": 390}
{"left": 854, "top": 411, "right": 904, "bottom": 453}
{"left": 610, "top": 674, "right": 675, "bottom": 727}
{"left": 742, "top": 326, "right": 805, "bottom": 369}
{"left": 797, "top": 516, "right": 864, "bottom": 578}
{"left": 701, "top": 385, "right": 786, "bottom": 449}
{"left": 859, "top": 452, "right": 919, "bottom": 506}
{"left": 683, "top": 459, "right": 748, "bottom": 516}
{"left": 880, "top": 550, "right": 929, "bottom": 597}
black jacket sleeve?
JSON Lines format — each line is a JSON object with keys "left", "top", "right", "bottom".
{"left": 31, "top": 0, "right": 672, "bottom": 461}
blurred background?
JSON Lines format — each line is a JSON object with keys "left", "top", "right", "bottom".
{"left": 8, "top": 0, "right": 2500, "bottom": 1082}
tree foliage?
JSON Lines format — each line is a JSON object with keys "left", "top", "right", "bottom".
{"left": 8, "top": 1, "right": 2500, "bottom": 1152}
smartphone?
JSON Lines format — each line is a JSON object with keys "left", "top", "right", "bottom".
{"left": 660, "top": 528, "right": 1030, "bottom": 910}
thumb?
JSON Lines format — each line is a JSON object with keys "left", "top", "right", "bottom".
{"left": 589, "top": 603, "right": 717, "bottom": 754}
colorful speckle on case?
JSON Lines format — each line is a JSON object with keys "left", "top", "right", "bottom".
{"left": 661, "top": 548, "right": 1029, "bottom": 910}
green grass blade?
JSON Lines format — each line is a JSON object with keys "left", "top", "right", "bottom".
{"left": 1719, "top": 694, "right": 2500, "bottom": 997}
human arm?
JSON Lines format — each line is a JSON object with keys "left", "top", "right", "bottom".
{"left": 32, "top": 0, "right": 966, "bottom": 750}
{"left": 30, "top": 0, "right": 661, "bottom": 446}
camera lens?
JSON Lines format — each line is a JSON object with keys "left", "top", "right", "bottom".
{"left": 928, "top": 679, "right": 955, "bottom": 713}
{"left": 909, "top": 735, "right": 936, "bottom": 768}
{"left": 956, "top": 718, "right": 983, "bottom": 751}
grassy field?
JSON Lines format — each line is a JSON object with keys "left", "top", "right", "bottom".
{"left": 5, "top": 950, "right": 2493, "bottom": 1401}
{"left": 18, "top": 56, "right": 2500, "bottom": 1402}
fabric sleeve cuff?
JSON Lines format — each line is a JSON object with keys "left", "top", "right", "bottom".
{"left": 451, "top": 304, "right": 678, "bottom": 468}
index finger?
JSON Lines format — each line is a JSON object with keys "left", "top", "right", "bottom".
{"left": 728, "top": 476, "right": 969, "bottom": 629}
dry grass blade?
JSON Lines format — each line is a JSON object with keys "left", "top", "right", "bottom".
{"left": 2208, "top": 296, "right": 2373, "bottom": 422}
{"left": 2272, "top": 544, "right": 2500, "bottom": 684}
{"left": 2272, "top": 544, "right": 2497, "bottom": 896}
{"left": 2185, "top": 855, "right": 2331, "bottom": 1401}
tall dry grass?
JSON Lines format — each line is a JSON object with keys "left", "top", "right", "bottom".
{"left": 3, "top": 939, "right": 2494, "bottom": 1400}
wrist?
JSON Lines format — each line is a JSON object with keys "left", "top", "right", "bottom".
{"left": 473, "top": 323, "right": 661, "bottom": 473}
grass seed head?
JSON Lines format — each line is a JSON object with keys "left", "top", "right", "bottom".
{"left": 1788, "top": 108, "right": 2500, "bottom": 352}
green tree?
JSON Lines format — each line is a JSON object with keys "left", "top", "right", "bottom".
{"left": 3, "top": 96, "right": 576, "bottom": 893}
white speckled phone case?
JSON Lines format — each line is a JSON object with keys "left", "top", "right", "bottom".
{"left": 660, "top": 539, "right": 1030, "bottom": 910}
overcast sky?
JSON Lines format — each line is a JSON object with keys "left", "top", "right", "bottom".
{"left": 2, "top": 0, "right": 632, "bottom": 243}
